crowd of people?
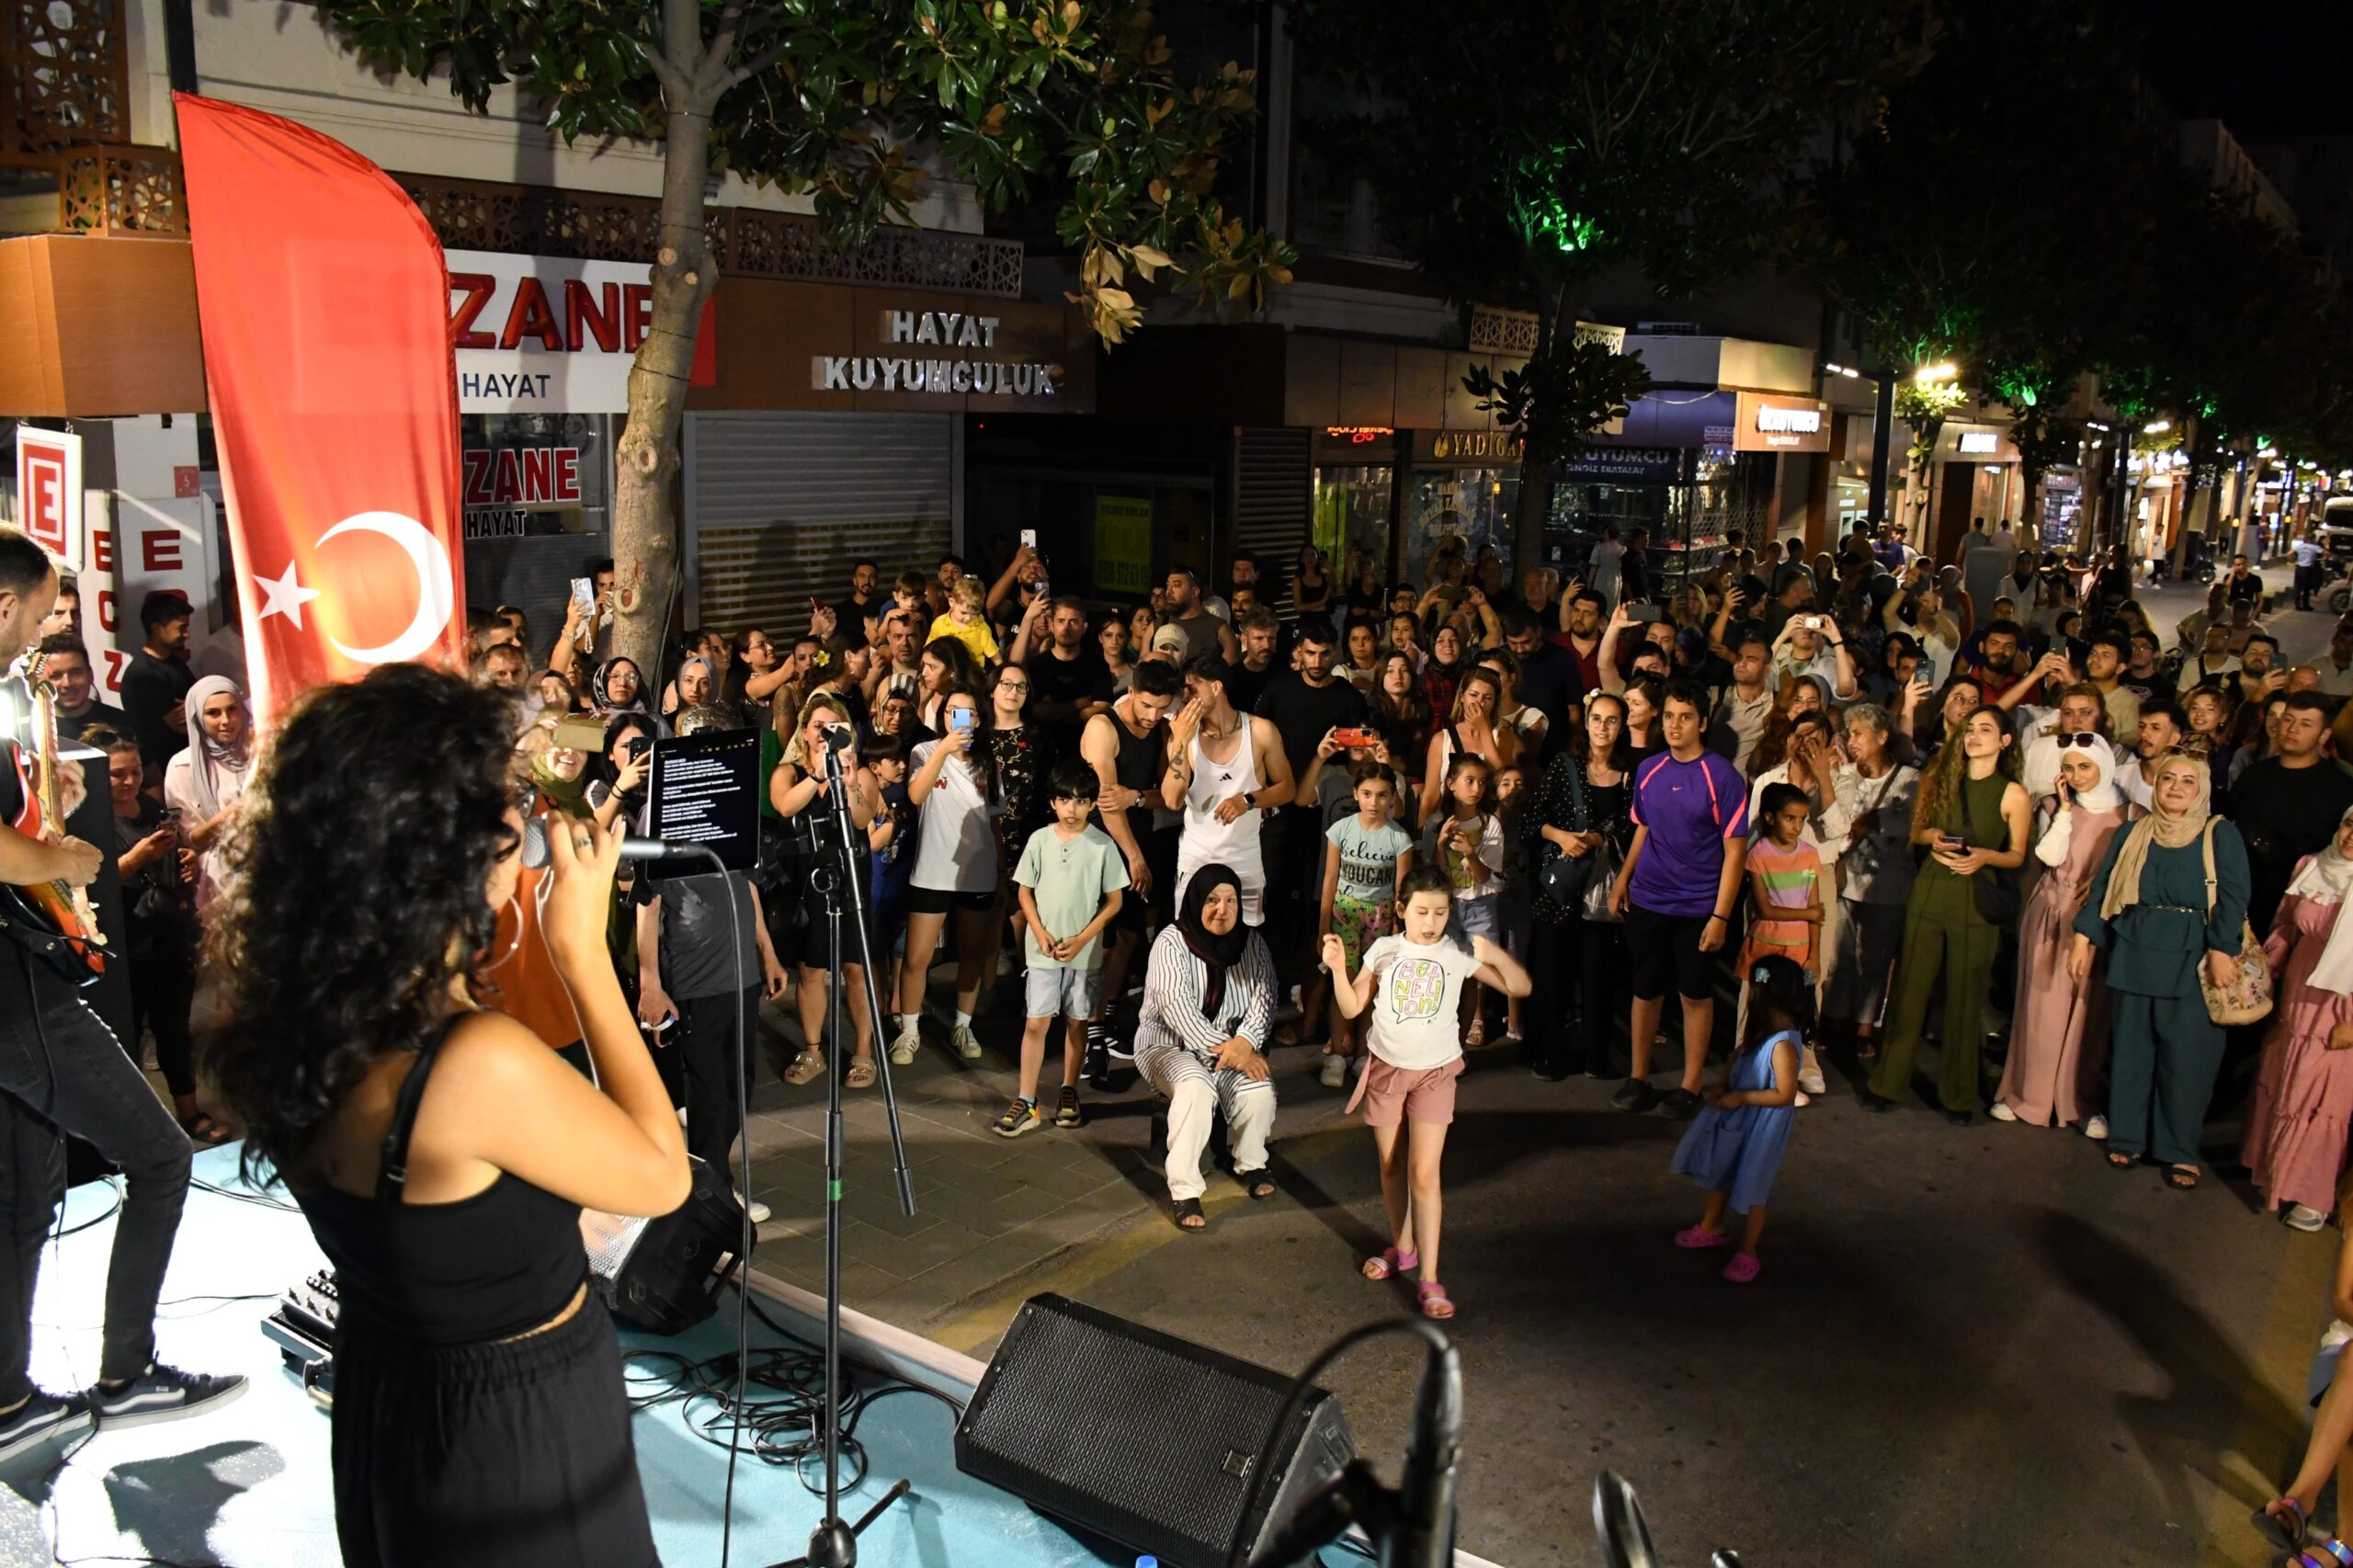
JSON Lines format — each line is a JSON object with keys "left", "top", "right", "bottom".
{"left": 406, "top": 524, "right": 2353, "bottom": 1289}
{"left": 18, "top": 512, "right": 2353, "bottom": 1556}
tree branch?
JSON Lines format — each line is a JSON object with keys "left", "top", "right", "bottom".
{"left": 722, "top": 32, "right": 794, "bottom": 94}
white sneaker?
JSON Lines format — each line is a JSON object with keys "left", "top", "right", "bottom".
{"left": 1319, "top": 1054, "right": 1347, "bottom": 1089}
{"left": 2084, "top": 1114, "right": 2109, "bottom": 1141}
{"left": 2285, "top": 1204, "right": 2328, "bottom": 1233}
{"left": 1798, "top": 1067, "right": 1827, "bottom": 1096}
{"left": 889, "top": 1021, "right": 920, "bottom": 1067}
{"left": 734, "top": 1193, "right": 772, "bottom": 1225}
{"left": 1988, "top": 1102, "right": 2018, "bottom": 1122}
{"left": 952, "top": 1023, "right": 983, "bottom": 1061}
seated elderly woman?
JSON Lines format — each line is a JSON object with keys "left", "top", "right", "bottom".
{"left": 1134, "top": 864, "right": 1279, "bottom": 1231}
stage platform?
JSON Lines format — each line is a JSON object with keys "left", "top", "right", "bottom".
{"left": 0, "top": 1145, "right": 1390, "bottom": 1568}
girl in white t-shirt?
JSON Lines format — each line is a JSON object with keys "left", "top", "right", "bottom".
{"left": 892, "top": 688, "right": 999, "bottom": 1064}
{"left": 1324, "top": 867, "right": 1530, "bottom": 1322}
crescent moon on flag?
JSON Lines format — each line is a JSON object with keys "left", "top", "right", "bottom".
{"left": 315, "top": 510, "right": 455, "bottom": 665}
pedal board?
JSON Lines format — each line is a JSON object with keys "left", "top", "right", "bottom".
{"left": 261, "top": 1269, "right": 337, "bottom": 1409}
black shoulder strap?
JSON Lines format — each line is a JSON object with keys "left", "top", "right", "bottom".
{"left": 377, "top": 1017, "right": 463, "bottom": 1205}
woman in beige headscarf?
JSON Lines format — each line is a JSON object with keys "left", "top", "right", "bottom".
{"left": 2068, "top": 751, "right": 2251, "bottom": 1190}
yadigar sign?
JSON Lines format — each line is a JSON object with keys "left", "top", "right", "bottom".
{"left": 812, "top": 309, "right": 1064, "bottom": 398}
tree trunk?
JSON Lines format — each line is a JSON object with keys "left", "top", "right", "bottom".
{"left": 1512, "top": 306, "right": 1555, "bottom": 582}
{"left": 610, "top": 14, "right": 723, "bottom": 677}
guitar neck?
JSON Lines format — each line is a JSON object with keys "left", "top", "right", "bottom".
{"left": 29, "top": 685, "right": 62, "bottom": 833}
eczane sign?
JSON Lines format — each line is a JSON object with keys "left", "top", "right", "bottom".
{"left": 446, "top": 250, "right": 715, "bottom": 414}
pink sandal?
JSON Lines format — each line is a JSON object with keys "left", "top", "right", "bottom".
{"left": 1416, "top": 1280, "right": 1455, "bottom": 1320}
{"left": 1361, "top": 1246, "right": 1418, "bottom": 1280}
{"left": 1722, "top": 1253, "right": 1761, "bottom": 1284}
{"left": 1674, "top": 1225, "right": 1730, "bottom": 1250}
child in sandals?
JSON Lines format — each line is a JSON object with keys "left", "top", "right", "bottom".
{"left": 1670, "top": 954, "right": 1805, "bottom": 1284}
{"left": 1324, "top": 865, "right": 1531, "bottom": 1320}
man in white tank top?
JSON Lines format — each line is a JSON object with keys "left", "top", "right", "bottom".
{"left": 1162, "top": 652, "right": 1295, "bottom": 926}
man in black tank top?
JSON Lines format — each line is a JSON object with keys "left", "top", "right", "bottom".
{"left": 1080, "top": 661, "right": 1181, "bottom": 1019}
{"left": 0, "top": 530, "right": 243, "bottom": 1465}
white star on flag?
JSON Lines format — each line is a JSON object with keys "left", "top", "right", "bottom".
{"left": 255, "top": 561, "right": 322, "bottom": 629}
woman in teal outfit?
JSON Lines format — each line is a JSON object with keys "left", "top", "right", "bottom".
{"left": 2070, "top": 751, "right": 2249, "bottom": 1190}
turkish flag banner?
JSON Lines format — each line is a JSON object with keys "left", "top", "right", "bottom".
{"left": 174, "top": 93, "right": 467, "bottom": 723}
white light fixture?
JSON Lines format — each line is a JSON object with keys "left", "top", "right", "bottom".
{"left": 1914, "top": 362, "right": 1958, "bottom": 383}
{"left": 2142, "top": 419, "right": 2171, "bottom": 435}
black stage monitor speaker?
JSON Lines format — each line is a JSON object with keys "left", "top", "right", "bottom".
{"left": 579, "top": 1153, "right": 745, "bottom": 1335}
{"left": 955, "top": 1293, "right": 1355, "bottom": 1568}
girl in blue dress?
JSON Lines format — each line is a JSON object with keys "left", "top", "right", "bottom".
{"left": 1671, "top": 954, "right": 1806, "bottom": 1283}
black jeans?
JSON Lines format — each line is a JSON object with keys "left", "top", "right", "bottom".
{"left": 1260, "top": 808, "right": 1322, "bottom": 997}
{"left": 0, "top": 952, "right": 192, "bottom": 1402}
{"left": 1579, "top": 921, "right": 1633, "bottom": 1077}
{"left": 1528, "top": 917, "right": 1581, "bottom": 1075}
{"left": 128, "top": 940, "right": 199, "bottom": 1100}
{"left": 676, "top": 987, "right": 758, "bottom": 1174}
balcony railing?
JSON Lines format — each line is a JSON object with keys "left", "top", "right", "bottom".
{"left": 2, "top": 0, "right": 129, "bottom": 157}
{"left": 47, "top": 149, "right": 1026, "bottom": 299}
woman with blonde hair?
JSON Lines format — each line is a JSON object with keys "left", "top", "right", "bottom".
{"left": 770, "top": 691, "right": 881, "bottom": 1088}
{"left": 1420, "top": 665, "right": 1518, "bottom": 823}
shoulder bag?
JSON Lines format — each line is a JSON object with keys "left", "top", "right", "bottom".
{"left": 1537, "top": 761, "right": 1596, "bottom": 907}
{"left": 2196, "top": 818, "right": 2273, "bottom": 1025}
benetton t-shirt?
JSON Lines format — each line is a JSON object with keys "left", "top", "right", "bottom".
{"left": 1628, "top": 749, "right": 1748, "bottom": 917}
{"left": 1360, "top": 934, "right": 1483, "bottom": 1071}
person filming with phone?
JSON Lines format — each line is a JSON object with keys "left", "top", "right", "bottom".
{"left": 1769, "top": 608, "right": 1859, "bottom": 701}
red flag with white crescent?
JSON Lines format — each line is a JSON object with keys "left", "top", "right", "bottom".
{"left": 174, "top": 92, "right": 466, "bottom": 723}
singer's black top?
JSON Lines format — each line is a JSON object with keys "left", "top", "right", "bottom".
{"left": 296, "top": 1018, "right": 587, "bottom": 1346}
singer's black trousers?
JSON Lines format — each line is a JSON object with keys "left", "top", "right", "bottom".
{"left": 331, "top": 1289, "right": 660, "bottom": 1568}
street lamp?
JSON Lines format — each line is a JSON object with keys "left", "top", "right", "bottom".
{"left": 1914, "top": 362, "right": 1959, "bottom": 383}
{"left": 2142, "top": 419, "right": 2172, "bottom": 435}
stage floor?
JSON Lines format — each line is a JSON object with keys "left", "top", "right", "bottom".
{"left": 0, "top": 1145, "right": 1363, "bottom": 1568}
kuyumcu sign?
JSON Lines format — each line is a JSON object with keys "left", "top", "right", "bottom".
{"left": 1733, "top": 392, "right": 1831, "bottom": 453}
{"left": 447, "top": 250, "right": 715, "bottom": 414}
{"left": 812, "top": 309, "right": 1064, "bottom": 398}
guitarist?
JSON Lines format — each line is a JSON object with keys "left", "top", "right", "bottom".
{"left": 0, "top": 528, "right": 243, "bottom": 1469}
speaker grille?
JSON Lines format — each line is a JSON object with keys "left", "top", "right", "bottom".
{"left": 956, "top": 1294, "right": 1351, "bottom": 1567}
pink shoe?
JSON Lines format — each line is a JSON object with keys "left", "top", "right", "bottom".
{"left": 1361, "top": 1246, "right": 1419, "bottom": 1280}
{"left": 1674, "top": 1226, "right": 1730, "bottom": 1250}
{"left": 1722, "top": 1252, "right": 1762, "bottom": 1284}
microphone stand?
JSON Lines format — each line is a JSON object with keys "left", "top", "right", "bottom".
{"left": 769, "top": 737, "right": 916, "bottom": 1568}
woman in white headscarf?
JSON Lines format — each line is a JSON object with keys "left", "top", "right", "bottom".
{"left": 2242, "top": 805, "right": 2353, "bottom": 1230}
{"left": 161, "top": 674, "right": 252, "bottom": 912}
{"left": 1995, "top": 737, "right": 2131, "bottom": 1130}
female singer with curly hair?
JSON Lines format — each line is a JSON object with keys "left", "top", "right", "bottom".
{"left": 202, "top": 664, "right": 688, "bottom": 1568}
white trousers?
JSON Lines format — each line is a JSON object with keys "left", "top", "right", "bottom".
{"left": 1140, "top": 1044, "right": 1276, "bottom": 1200}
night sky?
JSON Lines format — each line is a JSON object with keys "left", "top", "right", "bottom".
{"left": 2126, "top": 0, "right": 2350, "bottom": 134}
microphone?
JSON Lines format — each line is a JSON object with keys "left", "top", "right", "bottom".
{"left": 1393, "top": 1338, "right": 1461, "bottom": 1568}
{"left": 818, "top": 722, "right": 856, "bottom": 754}
{"left": 520, "top": 815, "right": 693, "bottom": 869}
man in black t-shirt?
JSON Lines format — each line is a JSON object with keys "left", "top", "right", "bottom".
{"left": 1252, "top": 618, "right": 1370, "bottom": 1010}
{"left": 634, "top": 865, "right": 787, "bottom": 1209}
{"left": 1222, "top": 608, "right": 1283, "bottom": 716}
{"left": 0, "top": 529, "right": 242, "bottom": 1456}
{"left": 119, "top": 590, "right": 195, "bottom": 776}
{"left": 2226, "top": 693, "right": 2353, "bottom": 933}
{"left": 37, "top": 636, "right": 128, "bottom": 745}
{"left": 1023, "top": 596, "right": 1114, "bottom": 756}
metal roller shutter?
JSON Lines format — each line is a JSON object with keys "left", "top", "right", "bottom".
{"left": 686, "top": 412, "right": 956, "bottom": 631}
{"left": 1233, "top": 426, "right": 1311, "bottom": 611}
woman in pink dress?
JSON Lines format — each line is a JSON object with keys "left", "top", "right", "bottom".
{"left": 2242, "top": 807, "right": 2353, "bottom": 1232}
{"left": 1995, "top": 741, "right": 2129, "bottom": 1129}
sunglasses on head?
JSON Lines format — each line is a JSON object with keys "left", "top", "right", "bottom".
{"left": 2055, "top": 733, "right": 2104, "bottom": 750}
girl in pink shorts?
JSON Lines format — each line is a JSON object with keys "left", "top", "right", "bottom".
{"left": 1324, "top": 866, "right": 1532, "bottom": 1320}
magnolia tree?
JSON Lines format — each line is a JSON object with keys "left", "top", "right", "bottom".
{"left": 316, "top": 0, "right": 1293, "bottom": 669}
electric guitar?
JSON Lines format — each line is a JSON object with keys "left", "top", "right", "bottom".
{"left": 1, "top": 653, "right": 108, "bottom": 985}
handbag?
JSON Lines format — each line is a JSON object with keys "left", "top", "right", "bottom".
{"left": 1537, "top": 762, "right": 1597, "bottom": 907}
{"left": 2195, "top": 818, "right": 2273, "bottom": 1026}
{"left": 1581, "top": 833, "right": 1625, "bottom": 925}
